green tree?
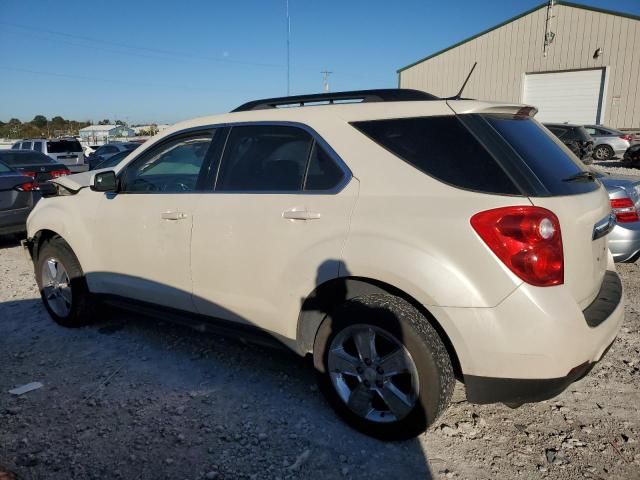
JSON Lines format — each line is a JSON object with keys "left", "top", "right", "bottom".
{"left": 32, "top": 115, "right": 48, "bottom": 129}
{"left": 98, "top": 119, "right": 111, "bottom": 125}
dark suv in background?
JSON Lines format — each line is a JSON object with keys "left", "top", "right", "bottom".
{"left": 544, "top": 123, "right": 594, "bottom": 165}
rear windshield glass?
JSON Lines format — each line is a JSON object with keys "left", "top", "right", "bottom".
{"left": 47, "top": 140, "right": 83, "bottom": 153}
{"left": 485, "top": 117, "right": 599, "bottom": 195}
{"left": 0, "top": 152, "right": 57, "bottom": 166}
{"left": 351, "top": 116, "right": 520, "bottom": 195}
{"left": 0, "top": 162, "right": 12, "bottom": 173}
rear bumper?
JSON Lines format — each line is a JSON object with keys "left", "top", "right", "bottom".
{"left": 0, "top": 206, "right": 32, "bottom": 235}
{"left": 464, "top": 359, "right": 598, "bottom": 404}
{"left": 464, "top": 272, "right": 622, "bottom": 404}
{"left": 609, "top": 221, "right": 640, "bottom": 263}
{"left": 430, "top": 269, "right": 624, "bottom": 405}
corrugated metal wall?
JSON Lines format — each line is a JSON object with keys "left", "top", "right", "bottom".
{"left": 399, "top": 4, "right": 640, "bottom": 129}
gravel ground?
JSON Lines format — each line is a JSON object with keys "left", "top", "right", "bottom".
{"left": 1, "top": 162, "right": 639, "bottom": 480}
{"left": 592, "top": 159, "right": 640, "bottom": 177}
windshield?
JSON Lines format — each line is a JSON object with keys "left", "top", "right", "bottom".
{"left": 0, "top": 152, "right": 57, "bottom": 166}
{"left": 47, "top": 140, "right": 83, "bottom": 153}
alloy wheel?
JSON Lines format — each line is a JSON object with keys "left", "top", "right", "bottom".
{"left": 328, "top": 324, "right": 420, "bottom": 423}
{"left": 594, "top": 145, "right": 611, "bottom": 160}
{"left": 41, "top": 257, "right": 72, "bottom": 317}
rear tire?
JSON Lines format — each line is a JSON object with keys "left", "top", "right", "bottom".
{"left": 593, "top": 144, "right": 614, "bottom": 161}
{"left": 35, "top": 237, "right": 96, "bottom": 327}
{"left": 313, "top": 293, "right": 454, "bottom": 440}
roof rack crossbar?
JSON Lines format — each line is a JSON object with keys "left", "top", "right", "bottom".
{"left": 231, "top": 88, "right": 439, "bottom": 112}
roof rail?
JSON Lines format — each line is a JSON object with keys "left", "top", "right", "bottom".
{"left": 231, "top": 88, "right": 439, "bottom": 112}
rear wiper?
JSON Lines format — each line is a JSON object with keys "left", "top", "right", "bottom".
{"left": 562, "top": 171, "right": 596, "bottom": 182}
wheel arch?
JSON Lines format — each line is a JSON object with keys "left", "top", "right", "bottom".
{"left": 31, "top": 229, "right": 64, "bottom": 261}
{"left": 297, "top": 276, "right": 462, "bottom": 379}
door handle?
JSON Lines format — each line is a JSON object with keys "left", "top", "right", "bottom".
{"left": 283, "top": 209, "right": 321, "bottom": 220}
{"left": 161, "top": 211, "right": 187, "bottom": 221}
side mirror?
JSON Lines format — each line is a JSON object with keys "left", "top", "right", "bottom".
{"left": 91, "top": 170, "right": 118, "bottom": 192}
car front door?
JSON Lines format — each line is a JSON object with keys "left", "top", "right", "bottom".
{"left": 89, "top": 129, "right": 216, "bottom": 311}
{"left": 190, "top": 124, "right": 358, "bottom": 339}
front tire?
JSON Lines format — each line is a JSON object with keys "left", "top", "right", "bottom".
{"left": 593, "top": 144, "right": 614, "bottom": 161}
{"left": 35, "top": 237, "right": 95, "bottom": 327}
{"left": 313, "top": 294, "right": 455, "bottom": 440}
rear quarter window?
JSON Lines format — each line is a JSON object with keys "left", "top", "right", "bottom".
{"left": 351, "top": 116, "right": 520, "bottom": 195}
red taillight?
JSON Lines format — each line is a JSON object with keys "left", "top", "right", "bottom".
{"left": 23, "top": 171, "right": 36, "bottom": 178}
{"left": 471, "top": 206, "right": 564, "bottom": 287}
{"left": 15, "top": 182, "right": 37, "bottom": 192}
{"left": 610, "top": 197, "right": 639, "bottom": 223}
{"left": 620, "top": 134, "right": 633, "bottom": 142}
{"left": 51, "top": 169, "right": 70, "bottom": 178}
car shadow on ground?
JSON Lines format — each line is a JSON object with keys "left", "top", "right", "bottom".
{"left": 0, "top": 292, "right": 434, "bottom": 479}
{"left": 0, "top": 235, "right": 23, "bottom": 250}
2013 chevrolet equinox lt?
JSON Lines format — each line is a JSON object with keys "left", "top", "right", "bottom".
{"left": 24, "top": 89, "right": 624, "bottom": 440}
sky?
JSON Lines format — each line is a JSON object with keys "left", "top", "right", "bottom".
{"left": 1, "top": 0, "right": 638, "bottom": 125}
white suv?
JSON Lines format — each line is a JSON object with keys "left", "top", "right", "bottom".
{"left": 12, "top": 138, "right": 86, "bottom": 172}
{"left": 24, "top": 89, "right": 624, "bottom": 439}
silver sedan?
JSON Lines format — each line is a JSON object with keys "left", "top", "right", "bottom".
{"left": 585, "top": 125, "right": 632, "bottom": 161}
{"left": 595, "top": 171, "right": 640, "bottom": 262}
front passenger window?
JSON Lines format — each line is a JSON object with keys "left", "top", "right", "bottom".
{"left": 121, "top": 132, "right": 213, "bottom": 193}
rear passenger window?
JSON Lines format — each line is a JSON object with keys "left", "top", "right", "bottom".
{"left": 304, "top": 143, "right": 345, "bottom": 191}
{"left": 352, "top": 116, "right": 519, "bottom": 195}
{"left": 33, "top": 142, "right": 43, "bottom": 153}
{"left": 216, "top": 125, "right": 312, "bottom": 192}
{"left": 21, "top": 142, "right": 32, "bottom": 150}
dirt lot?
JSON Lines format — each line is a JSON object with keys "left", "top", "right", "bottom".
{"left": 1, "top": 165, "right": 640, "bottom": 480}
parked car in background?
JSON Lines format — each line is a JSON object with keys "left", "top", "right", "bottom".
{"left": 0, "top": 151, "right": 70, "bottom": 183}
{"left": 25, "top": 89, "right": 624, "bottom": 439}
{"left": 0, "top": 160, "right": 39, "bottom": 236}
{"left": 544, "top": 123, "right": 594, "bottom": 164}
{"left": 84, "top": 144, "right": 101, "bottom": 158}
{"left": 12, "top": 138, "right": 86, "bottom": 172}
{"left": 622, "top": 144, "right": 640, "bottom": 168}
{"left": 87, "top": 142, "right": 140, "bottom": 170}
{"left": 90, "top": 149, "right": 135, "bottom": 170}
{"left": 591, "top": 170, "right": 640, "bottom": 263}
{"left": 583, "top": 125, "right": 632, "bottom": 160}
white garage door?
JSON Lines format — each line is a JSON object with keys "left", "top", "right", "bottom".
{"left": 523, "top": 69, "right": 606, "bottom": 124}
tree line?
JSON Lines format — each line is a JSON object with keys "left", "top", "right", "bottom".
{"left": 0, "top": 115, "right": 92, "bottom": 139}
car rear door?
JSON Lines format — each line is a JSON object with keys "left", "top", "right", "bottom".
{"left": 46, "top": 140, "right": 85, "bottom": 168}
{"left": 89, "top": 129, "right": 216, "bottom": 311}
{"left": 190, "top": 124, "right": 357, "bottom": 339}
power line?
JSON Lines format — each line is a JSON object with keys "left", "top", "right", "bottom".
{"left": 0, "top": 21, "right": 283, "bottom": 70}
{"left": 3, "top": 66, "right": 230, "bottom": 94}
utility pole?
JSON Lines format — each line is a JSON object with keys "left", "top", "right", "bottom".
{"left": 321, "top": 69, "right": 333, "bottom": 92}
{"left": 286, "top": 0, "right": 291, "bottom": 95}
{"left": 543, "top": 0, "right": 555, "bottom": 57}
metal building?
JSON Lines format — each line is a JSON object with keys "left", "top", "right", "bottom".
{"left": 398, "top": 1, "right": 639, "bottom": 129}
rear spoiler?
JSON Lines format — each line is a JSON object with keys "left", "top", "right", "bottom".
{"left": 447, "top": 100, "right": 538, "bottom": 118}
